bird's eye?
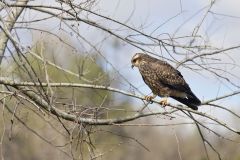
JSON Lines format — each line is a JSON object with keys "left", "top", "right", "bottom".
{"left": 132, "top": 59, "right": 137, "bottom": 63}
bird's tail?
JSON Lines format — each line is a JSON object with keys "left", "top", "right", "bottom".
{"left": 171, "top": 93, "right": 201, "bottom": 110}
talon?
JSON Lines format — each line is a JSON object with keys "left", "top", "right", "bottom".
{"left": 145, "top": 95, "right": 153, "bottom": 102}
{"left": 159, "top": 98, "right": 168, "bottom": 106}
{"left": 144, "top": 95, "right": 156, "bottom": 103}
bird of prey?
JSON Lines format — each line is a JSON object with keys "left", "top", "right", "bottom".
{"left": 131, "top": 53, "right": 201, "bottom": 110}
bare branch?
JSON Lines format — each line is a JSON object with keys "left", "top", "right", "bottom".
{"left": 0, "top": 0, "right": 29, "bottom": 64}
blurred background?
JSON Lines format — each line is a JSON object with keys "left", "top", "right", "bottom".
{"left": 0, "top": 0, "right": 240, "bottom": 159}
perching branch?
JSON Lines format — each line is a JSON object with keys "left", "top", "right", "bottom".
{"left": 0, "top": 78, "right": 240, "bottom": 137}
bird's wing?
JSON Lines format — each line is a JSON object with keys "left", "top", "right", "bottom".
{"left": 150, "top": 61, "right": 191, "bottom": 93}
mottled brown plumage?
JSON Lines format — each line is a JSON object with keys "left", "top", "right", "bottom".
{"left": 131, "top": 53, "right": 201, "bottom": 110}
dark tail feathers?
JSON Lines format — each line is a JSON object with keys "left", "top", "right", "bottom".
{"left": 171, "top": 93, "right": 201, "bottom": 110}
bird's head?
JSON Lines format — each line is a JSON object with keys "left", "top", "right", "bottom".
{"left": 131, "top": 53, "right": 144, "bottom": 68}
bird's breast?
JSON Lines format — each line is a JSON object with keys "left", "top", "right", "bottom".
{"left": 139, "top": 67, "right": 169, "bottom": 96}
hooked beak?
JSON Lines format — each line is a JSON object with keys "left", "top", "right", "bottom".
{"left": 131, "top": 64, "right": 134, "bottom": 69}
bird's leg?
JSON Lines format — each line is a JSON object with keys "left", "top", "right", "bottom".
{"left": 159, "top": 97, "right": 168, "bottom": 106}
{"left": 144, "top": 94, "right": 157, "bottom": 103}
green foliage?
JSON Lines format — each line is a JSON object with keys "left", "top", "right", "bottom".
{"left": 1, "top": 38, "right": 133, "bottom": 159}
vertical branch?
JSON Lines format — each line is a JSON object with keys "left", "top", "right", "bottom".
{"left": 0, "top": 86, "right": 6, "bottom": 160}
{"left": 187, "top": 112, "right": 210, "bottom": 160}
{"left": 0, "top": 0, "right": 29, "bottom": 64}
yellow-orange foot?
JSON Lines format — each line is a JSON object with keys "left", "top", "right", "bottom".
{"left": 159, "top": 98, "right": 168, "bottom": 106}
{"left": 144, "top": 95, "right": 156, "bottom": 103}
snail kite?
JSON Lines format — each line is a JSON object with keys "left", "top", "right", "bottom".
{"left": 131, "top": 53, "right": 201, "bottom": 110}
